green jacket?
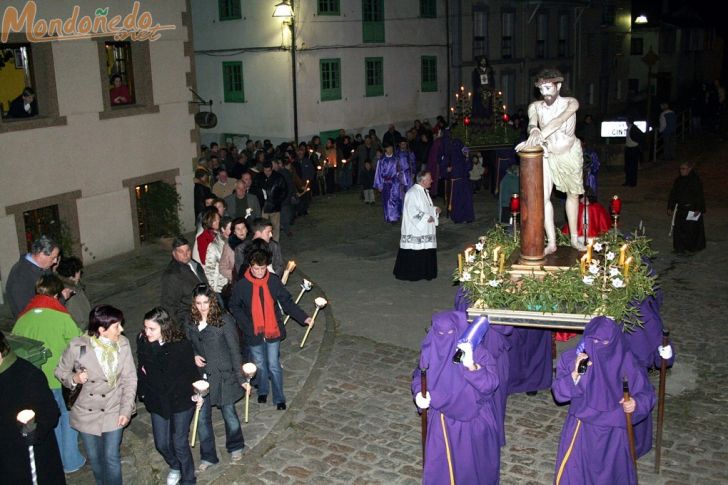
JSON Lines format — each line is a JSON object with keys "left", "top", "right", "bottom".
{"left": 12, "top": 295, "right": 82, "bottom": 389}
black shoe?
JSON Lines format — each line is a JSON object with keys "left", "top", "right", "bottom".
{"left": 258, "top": 395, "right": 267, "bottom": 403}
{"left": 277, "top": 402, "right": 287, "bottom": 410}
{"left": 526, "top": 391, "right": 538, "bottom": 396}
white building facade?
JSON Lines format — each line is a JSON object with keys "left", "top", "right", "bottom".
{"left": 192, "top": 0, "right": 449, "bottom": 145}
{"left": 0, "top": 0, "right": 198, "bottom": 291}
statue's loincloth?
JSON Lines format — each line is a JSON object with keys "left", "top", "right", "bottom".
{"left": 544, "top": 141, "right": 584, "bottom": 195}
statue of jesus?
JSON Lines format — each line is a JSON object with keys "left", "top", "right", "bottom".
{"left": 516, "top": 69, "right": 585, "bottom": 253}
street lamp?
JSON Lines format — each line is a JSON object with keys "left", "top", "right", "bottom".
{"left": 634, "top": 15, "right": 648, "bottom": 25}
{"left": 273, "top": 1, "right": 298, "bottom": 144}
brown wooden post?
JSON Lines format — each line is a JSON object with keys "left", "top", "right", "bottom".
{"left": 517, "top": 146, "right": 545, "bottom": 265}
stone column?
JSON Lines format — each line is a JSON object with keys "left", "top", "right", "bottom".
{"left": 517, "top": 146, "right": 545, "bottom": 265}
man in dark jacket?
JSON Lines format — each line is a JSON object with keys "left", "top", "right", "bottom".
{"left": 160, "top": 237, "right": 209, "bottom": 327}
{"left": 7, "top": 87, "right": 38, "bottom": 118}
{"left": 253, "top": 161, "right": 288, "bottom": 241}
{"left": 6, "top": 235, "right": 60, "bottom": 318}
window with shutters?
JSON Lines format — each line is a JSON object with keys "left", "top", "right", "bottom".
{"left": 420, "top": 0, "right": 436, "bottom": 18}
{"left": 219, "top": 0, "right": 242, "bottom": 21}
{"left": 362, "top": 0, "right": 385, "bottom": 43}
{"left": 320, "top": 58, "right": 341, "bottom": 101}
{"left": 472, "top": 6, "right": 488, "bottom": 58}
{"left": 421, "top": 56, "right": 437, "bottom": 92}
{"left": 223, "top": 62, "right": 244, "bottom": 103}
{"left": 365, "top": 57, "right": 383, "bottom": 97}
{"left": 318, "top": 0, "right": 340, "bottom": 16}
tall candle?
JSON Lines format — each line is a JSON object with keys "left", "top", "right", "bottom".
{"left": 492, "top": 246, "right": 501, "bottom": 265}
{"left": 586, "top": 239, "right": 594, "bottom": 263}
{"left": 580, "top": 254, "right": 589, "bottom": 275}
{"left": 623, "top": 256, "right": 634, "bottom": 281}
{"left": 499, "top": 252, "right": 506, "bottom": 274}
{"left": 619, "top": 244, "right": 628, "bottom": 266}
{"left": 458, "top": 254, "right": 463, "bottom": 275}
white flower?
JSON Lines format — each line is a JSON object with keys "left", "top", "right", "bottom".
{"left": 606, "top": 251, "right": 615, "bottom": 261}
{"left": 609, "top": 267, "right": 621, "bottom": 277}
{"left": 460, "top": 272, "right": 472, "bottom": 282}
{"left": 466, "top": 254, "right": 476, "bottom": 264}
{"left": 245, "top": 207, "right": 253, "bottom": 218}
{"left": 611, "top": 278, "right": 625, "bottom": 288}
{"left": 475, "top": 242, "right": 484, "bottom": 252}
{"left": 582, "top": 276, "right": 595, "bottom": 285}
{"left": 488, "top": 279, "right": 500, "bottom": 287}
{"left": 588, "top": 264, "right": 600, "bottom": 275}
{"left": 593, "top": 242, "right": 603, "bottom": 252}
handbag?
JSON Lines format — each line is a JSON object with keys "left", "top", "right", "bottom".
{"left": 62, "top": 345, "right": 86, "bottom": 411}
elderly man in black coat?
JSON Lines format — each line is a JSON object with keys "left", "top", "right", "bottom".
{"left": 160, "top": 237, "right": 209, "bottom": 327}
{"left": 6, "top": 235, "right": 60, "bottom": 318}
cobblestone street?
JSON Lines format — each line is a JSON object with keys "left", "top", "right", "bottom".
{"left": 2, "top": 134, "right": 726, "bottom": 484}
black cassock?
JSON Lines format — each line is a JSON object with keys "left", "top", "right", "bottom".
{"left": 668, "top": 170, "right": 706, "bottom": 252}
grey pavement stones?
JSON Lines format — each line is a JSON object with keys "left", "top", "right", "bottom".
{"left": 2, "top": 132, "right": 727, "bottom": 484}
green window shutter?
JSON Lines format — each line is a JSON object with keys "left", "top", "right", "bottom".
{"left": 365, "top": 57, "right": 384, "bottom": 97}
{"left": 320, "top": 58, "right": 341, "bottom": 101}
{"left": 317, "top": 0, "right": 340, "bottom": 16}
{"left": 222, "top": 62, "right": 245, "bottom": 102}
{"left": 319, "top": 129, "right": 340, "bottom": 143}
{"left": 420, "top": 0, "right": 436, "bottom": 18}
{"left": 362, "top": 0, "right": 385, "bottom": 43}
{"left": 421, "top": 56, "right": 437, "bottom": 92}
{"left": 218, "top": 0, "right": 242, "bottom": 20}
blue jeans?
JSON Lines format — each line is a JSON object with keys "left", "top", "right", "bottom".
{"left": 151, "top": 409, "right": 196, "bottom": 484}
{"left": 79, "top": 427, "right": 123, "bottom": 485}
{"left": 197, "top": 395, "right": 244, "bottom": 461}
{"left": 51, "top": 388, "right": 86, "bottom": 472}
{"left": 249, "top": 340, "right": 285, "bottom": 404}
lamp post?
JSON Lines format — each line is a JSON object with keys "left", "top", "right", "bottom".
{"left": 273, "top": 1, "right": 298, "bottom": 144}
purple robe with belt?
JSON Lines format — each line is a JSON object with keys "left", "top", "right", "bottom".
{"left": 374, "top": 154, "right": 407, "bottom": 222}
{"left": 446, "top": 139, "right": 475, "bottom": 223}
{"left": 552, "top": 317, "right": 656, "bottom": 485}
{"left": 426, "top": 137, "right": 444, "bottom": 198}
{"left": 412, "top": 311, "right": 501, "bottom": 485}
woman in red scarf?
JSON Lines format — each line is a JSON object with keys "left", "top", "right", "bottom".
{"left": 229, "top": 245, "right": 311, "bottom": 410}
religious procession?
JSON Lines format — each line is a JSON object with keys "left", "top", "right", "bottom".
{"left": 1, "top": 1, "right": 722, "bottom": 482}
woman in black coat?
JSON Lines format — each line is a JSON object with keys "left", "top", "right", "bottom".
{"left": 137, "top": 307, "right": 201, "bottom": 485}
{"left": 0, "top": 331, "right": 65, "bottom": 485}
{"left": 186, "top": 284, "right": 248, "bottom": 473}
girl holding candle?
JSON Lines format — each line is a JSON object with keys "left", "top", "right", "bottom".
{"left": 137, "top": 307, "right": 202, "bottom": 485}
{"left": 187, "top": 285, "right": 248, "bottom": 472}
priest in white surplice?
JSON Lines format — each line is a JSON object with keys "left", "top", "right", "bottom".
{"left": 393, "top": 171, "right": 441, "bottom": 281}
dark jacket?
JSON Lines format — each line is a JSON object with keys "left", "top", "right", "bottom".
{"left": 6, "top": 255, "right": 48, "bottom": 318}
{"left": 136, "top": 336, "right": 199, "bottom": 418}
{"left": 0, "top": 353, "right": 65, "bottom": 485}
{"left": 229, "top": 272, "right": 308, "bottom": 347}
{"left": 254, "top": 171, "right": 288, "bottom": 213}
{"left": 360, "top": 168, "right": 375, "bottom": 190}
{"left": 160, "top": 259, "right": 208, "bottom": 327}
{"left": 194, "top": 182, "right": 214, "bottom": 219}
{"left": 185, "top": 313, "right": 244, "bottom": 407}
{"left": 7, "top": 94, "right": 38, "bottom": 118}
{"left": 224, "top": 192, "right": 261, "bottom": 220}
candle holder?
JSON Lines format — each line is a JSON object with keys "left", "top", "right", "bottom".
{"left": 17, "top": 410, "right": 38, "bottom": 485}
{"left": 609, "top": 195, "right": 622, "bottom": 237}
{"left": 242, "top": 363, "right": 257, "bottom": 423}
{"left": 189, "top": 380, "right": 210, "bottom": 447}
{"left": 284, "top": 279, "right": 313, "bottom": 325}
{"left": 300, "top": 297, "right": 328, "bottom": 349}
{"left": 509, "top": 193, "right": 520, "bottom": 242}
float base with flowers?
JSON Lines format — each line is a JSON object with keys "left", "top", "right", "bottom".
{"left": 457, "top": 225, "right": 656, "bottom": 332}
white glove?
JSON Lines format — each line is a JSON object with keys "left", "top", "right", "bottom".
{"left": 415, "top": 391, "right": 431, "bottom": 410}
{"left": 457, "top": 342, "right": 474, "bottom": 369}
{"left": 657, "top": 345, "right": 673, "bottom": 360}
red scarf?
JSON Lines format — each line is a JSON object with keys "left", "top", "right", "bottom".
{"left": 17, "top": 294, "right": 69, "bottom": 319}
{"left": 244, "top": 269, "right": 280, "bottom": 339}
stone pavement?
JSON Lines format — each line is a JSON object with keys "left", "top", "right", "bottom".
{"left": 2, "top": 132, "right": 727, "bottom": 484}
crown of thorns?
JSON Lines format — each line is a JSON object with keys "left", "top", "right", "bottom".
{"left": 534, "top": 76, "right": 564, "bottom": 87}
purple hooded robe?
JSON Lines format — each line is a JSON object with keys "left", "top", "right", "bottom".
{"left": 412, "top": 311, "right": 501, "bottom": 485}
{"left": 445, "top": 139, "right": 475, "bottom": 223}
{"left": 552, "top": 317, "right": 656, "bottom": 485}
{"left": 374, "top": 153, "right": 409, "bottom": 222}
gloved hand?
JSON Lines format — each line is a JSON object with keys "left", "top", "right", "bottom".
{"left": 457, "top": 342, "right": 474, "bottom": 369}
{"left": 657, "top": 344, "right": 673, "bottom": 360}
{"left": 415, "top": 391, "right": 431, "bottom": 410}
